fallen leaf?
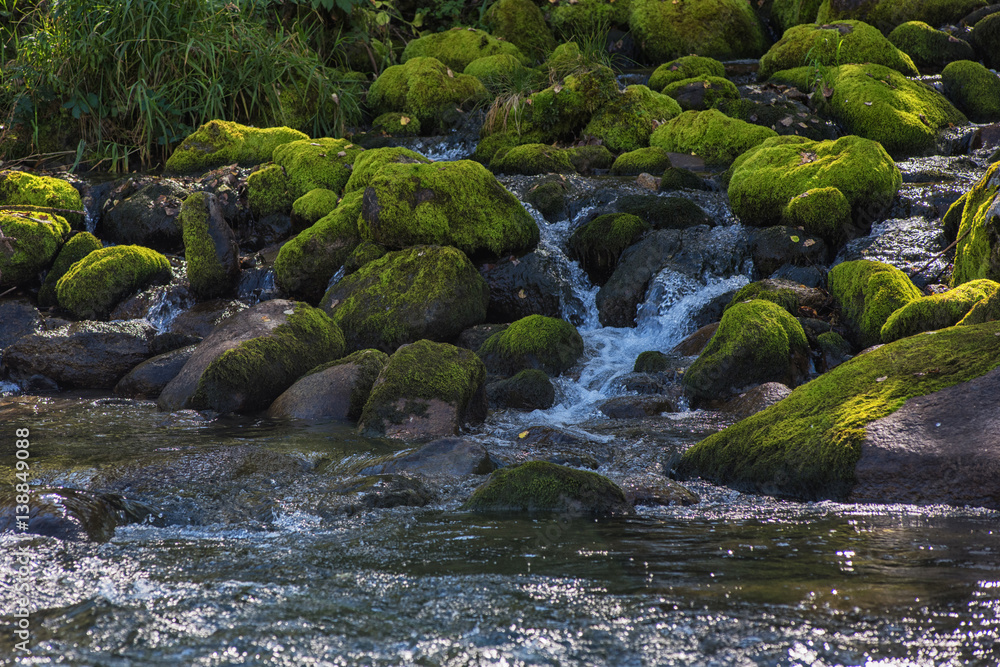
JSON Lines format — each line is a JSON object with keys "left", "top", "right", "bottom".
{"left": 399, "top": 116, "right": 411, "bottom": 125}
{"left": 447, "top": 68, "right": 454, "bottom": 78}
{"left": 799, "top": 151, "right": 817, "bottom": 164}
{"left": 790, "top": 235, "right": 800, "bottom": 243}
{"left": 876, "top": 376, "right": 887, "bottom": 382}
{"left": 780, "top": 116, "right": 794, "bottom": 126}
{"left": 803, "top": 238, "right": 816, "bottom": 247}
{"left": 864, "top": 101, "right": 873, "bottom": 106}
{"left": 518, "top": 289, "right": 527, "bottom": 299}
{"left": 337, "top": 151, "right": 347, "bottom": 157}
{"left": 518, "top": 430, "right": 530, "bottom": 438}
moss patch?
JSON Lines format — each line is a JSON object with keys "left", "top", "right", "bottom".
{"left": 881, "top": 279, "right": 999, "bottom": 342}
{"left": 816, "top": 0, "right": 988, "bottom": 32}
{"left": 887, "top": 21, "right": 974, "bottom": 70}
{"left": 247, "top": 164, "right": 294, "bottom": 219}
{"left": 583, "top": 85, "right": 682, "bottom": 153}
{"left": 291, "top": 188, "right": 341, "bottom": 233}
{"left": 650, "top": 109, "right": 778, "bottom": 166}
{"left": 725, "top": 281, "right": 800, "bottom": 315}
{"left": 629, "top": 0, "right": 769, "bottom": 62}
{"left": 942, "top": 60, "right": 1000, "bottom": 123}
{"left": 568, "top": 213, "right": 650, "bottom": 285}
{"left": 0, "top": 211, "right": 70, "bottom": 287}
{"left": 491, "top": 143, "right": 576, "bottom": 175}
{"left": 772, "top": 0, "right": 826, "bottom": 34}
{"left": 483, "top": 0, "right": 556, "bottom": 61}
{"left": 180, "top": 192, "right": 239, "bottom": 299}
{"left": 368, "top": 57, "right": 488, "bottom": 131}
{"left": 38, "top": 231, "right": 102, "bottom": 306}
{"left": 0, "top": 170, "right": 83, "bottom": 228}
{"left": 951, "top": 162, "right": 1000, "bottom": 286}
{"left": 165, "top": 120, "right": 307, "bottom": 174}
{"left": 611, "top": 147, "right": 673, "bottom": 176}
{"left": 634, "top": 350, "right": 669, "bottom": 373}
{"left": 648, "top": 56, "right": 726, "bottom": 92}
{"left": 344, "top": 147, "right": 431, "bottom": 194}
{"left": 55, "top": 245, "right": 170, "bottom": 320}
{"left": 477, "top": 314, "right": 584, "bottom": 377}
{"left": 401, "top": 28, "right": 528, "bottom": 72}
{"left": 828, "top": 259, "right": 922, "bottom": 348}
{"left": 661, "top": 76, "right": 741, "bottom": 112}
{"left": 272, "top": 138, "right": 365, "bottom": 200}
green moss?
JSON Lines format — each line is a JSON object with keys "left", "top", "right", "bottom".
{"left": 271, "top": 138, "right": 365, "bottom": 200}
{"left": 491, "top": 143, "right": 576, "bottom": 175}
{"left": 816, "top": 63, "right": 967, "bottom": 157}
{"left": 305, "top": 348, "right": 389, "bottom": 421}
{"left": 477, "top": 314, "right": 584, "bottom": 376}
{"left": 887, "top": 21, "right": 974, "bottom": 70}
{"left": 191, "top": 302, "right": 346, "bottom": 413}
{"left": 368, "top": 57, "right": 488, "bottom": 131}
{"left": 0, "top": 170, "right": 83, "bottom": 227}
{"left": 344, "top": 240, "right": 387, "bottom": 274}
{"left": 616, "top": 194, "right": 711, "bottom": 229}
{"left": 38, "top": 231, "right": 102, "bottom": 306}
{"left": 629, "top": 0, "right": 769, "bottom": 62}
{"left": 564, "top": 145, "right": 614, "bottom": 174}
{"left": 165, "top": 120, "right": 308, "bottom": 174}
{"left": 611, "top": 147, "right": 673, "bottom": 176}
{"left": 959, "top": 289, "right": 1000, "bottom": 326}
{"left": 358, "top": 339, "right": 486, "bottom": 435}
{"left": 401, "top": 28, "right": 529, "bottom": 72}
{"left": 677, "top": 320, "right": 1000, "bottom": 500}
{"left": 683, "top": 300, "right": 809, "bottom": 400}
{"left": 881, "top": 279, "right": 999, "bottom": 342}
{"left": 462, "top": 460, "right": 632, "bottom": 515}
{"left": 344, "top": 147, "right": 432, "bottom": 194}
{"left": 765, "top": 65, "right": 819, "bottom": 92}
{"left": 483, "top": 0, "right": 557, "bottom": 61}
{"left": 247, "top": 164, "right": 293, "bottom": 219}
{"left": 648, "top": 56, "right": 726, "bottom": 92}
{"left": 358, "top": 160, "right": 539, "bottom": 259}
{"left": 321, "top": 245, "right": 489, "bottom": 353}
{"left": 727, "top": 135, "right": 901, "bottom": 240}
{"left": 274, "top": 189, "right": 364, "bottom": 303}
{"left": 661, "top": 167, "right": 708, "bottom": 191}
{"left": 55, "top": 245, "right": 170, "bottom": 320}
{"left": 771, "top": 0, "right": 825, "bottom": 35}
{"left": 547, "top": 0, "right": 633, "bottom": 41}
{"left": 661, "top": 76, "right": 741, "bottom": 112}
{"left": 568, "top": 213, "right": 650, "bottom": 284}
{"left": 828, "top": 259, "right": 922, "bottom": 348}
{"left": 634, "top": 350, "right": 669, "bottom": 373}
{"left": 951, "top": 162, "right": 1000, "bottom": 286}
{"left": 816, "top": 0, "right": 987, "bottom": 32}
{"left": 463, "top": 54, "right": 534, "bottom": 84}
{"left": 942, "top": 60, "right": 1000, "bottom": 123}
{"left": 974, "top": 13, "right": 1000, "bottom": 70}
{"left": 291, "top": 188, "right": 341, "bottom": 234}
{"left": 371, "top": 112, "right": 423, "bottom": 137}
{"left": 179, "top": 192, "right": 239, "bottom": 299}
{"left": 649, "top": 109, "right": 778, "bottom": 166}
{"left": 525, "top": 176, "right": 568, "bottom": 218}
{"left": 582, "top": 85, "right": 682, "bottom": 153}
{"left": 758, "top": 20, "right": 918, "bottom": 81}
{"left": 473, "top": 131, "right": 540, "bottom": 166}
{"left": 0, "top": 211, "right": 69, "bottom": 287}
{"left": 488, "top": 368, "right": 555, "bottom": 410}
{"left": 725, "top": 282, "right": 800, "bottom": 315}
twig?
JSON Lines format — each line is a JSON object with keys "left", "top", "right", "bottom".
{"left": 0, "top": 205, "right": 86, "bottom": 217}
{"left": 912, "top": 226, "right": 972, "bottom": 277}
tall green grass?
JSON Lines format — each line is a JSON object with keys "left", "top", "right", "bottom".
{"left": 1, "top": 0, "right": 362, "bottom": 168}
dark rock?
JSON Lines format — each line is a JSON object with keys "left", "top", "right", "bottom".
{"left": 480, "top": 252, "right": 565, "bottom": 322}
{"left": 336, "top": 474, "right": 438, "bottom": 509}
{"left": 180, "top": 191, "right": 241, "bottom": 299}
{"left": 634, "top": 350, "right": 669, "bottom": 373}
{"left": 514, "top": 425, "right": 589, "bottom": 448}
{"left": 621, "top": 372, "right": 669, "bottom": 394}
{"left": 455, "top": 323, "right": 509, "bottom": 351}
{"left": 109, "top": 283, "right": 193, "bottom": 322}
{"left": 597, "top": 229, "right": 682, "bottom": 327}
{"left": 615, "top": 194, "right": 713, "bottom": 229}
{"left": 362, "top": 437, "right": 496, "bottom": 476}
{"left": 525, "top": 176, "right": 568, "bottom": 221}
{"left": 167, "top": 299, "right": 247, "bottom": 338}
{"left": 772, "top": 263, "right": 827, "bottom": 288}
{"left": 486, "top": 369, "right": 555, "bottom": 410}
{"left": 266, "top": 349, "right": 388, "bottom": 421}
{"left": 750, "top": 225, "right": 828, "bottom": 278}
{"left": 0, "top": 298, "right": 41, "bottom": 351}
{"left": 114, "top": 345, "right": 197, "bottom": 399}
{"left": 669, "top": 322, "right": 719, "bottom": 356}
{"left": 0, "top": 487, "right": 159, "bottom": 542}
{"left": 817, "top": 330, "right": 853, "bottom": 372}
{"left": 100, "top": 179, "right": 189, "bottom": 251}
{"left": 598, "top": 395, "right": 676, "bottom": 418}
{"left": 620, "top": 473, "right": 699, "bottom": 506}
{"left": 721, "top": 382, "right": 792, "bottom": 419}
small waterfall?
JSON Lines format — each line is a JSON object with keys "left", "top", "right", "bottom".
{"left": 144, "top": 286, "right": 196, "bottom": 332}
{"left": 239, "top": 268, "right": 279, "bottom": 306}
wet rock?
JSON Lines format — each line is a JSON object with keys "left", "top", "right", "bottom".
{"left": 634, "top": 350, "right": 670, "bottom": 373}
{"left": 100, "top": 179, "right": 189, "bottom": 250}
{"left": 721, "top": 382, "right": 792, "bottom": 420}
{"left": 179, "top": 191, "right": 241, "bottom": 299}
{"left": 336, "top": 474, "right": 438, "bottom": 509}
{"left": 568, "top": 213, "right": 650, "bottom": 285}
{"left": 114, "top": 344, "right": 197, "bottom": 399}
{"left": 635, "top": 172, "right": 660, "bottom": 190}
{"left": 620, "top": 473, "right": 699, "bottom": 507}
{"left": 662, "top": 75, "right": 740, "bottom": 112}
{"left": 773, "top": 263, "right": 827, "bottom": 288}
{"left": 0, "top": 298, "right": 41, "bottom": 351}
{"left": 597, "top": 229, "right": 682, "bottom": 327}
{"left": 486, "top": 369, "right": 555, "bottom": 411}
{"left": 615, "top": 194, "right": 712, "bottom": 230}
{"left": 455, "top": 323, "right": 508, "bottom": 352}
{"left": 670, "top": 323, "right": 719, "bottom": 357}
{"left": 750, "top": 226, "right": 828, "bottom": 278}
{"left": 598, "top": 395, "right": 676, "bottom": 418}
{"left": 478, "top": 315, "right": 583, "bottom": 377}
{"left": 817, "top": 331, "right": 853, "bottom": 372}
{"left": 168, "top": 299, "right": 247, "bottom": 338}
{"left": 525, "top": 176, "right": 568, "bottom": 220}
{"left": 621, "top": 372, "right": 670, "bottom": 395}
{"left": 267, "top": 349, "right": 388, "bottom": 421}
{"left": 480, "top": 252, "right": 565, "bottom": 322}
{"left": 362, "top": 437, "right": 495, "bottom": 476}
{"left": 514, "top": 425, "right": 589, "bottom": 448}
{"left": 828, "top": 260, "right": 922, "bottom": 349}
{"left": 0, "top": 487, "right": 159, "bottom": 542}
{"left": 109, "top": 282, "right": 192, "bottom": 323}
{"left": 2, "top": 320, "right": 156, "bottom": 389}
{"left": 951, "top": 161, "right": 1000, "bottom": 286}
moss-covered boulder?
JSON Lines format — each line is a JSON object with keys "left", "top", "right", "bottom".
{"left": 490, "top": 143, "right": 576, "bottom": 175}
{"left": 371, "top": 111, "right": 423, "bottom": 137}
{"left": 486, "top": 368, "right": 555, "bottom": 410}
{"left": 568, "top": 213, "right": 650, "bottom": 285}
{"left": 634, "top": 350, "right": 670, "bottom": 373}
{"left": 661, "top": 167, "right": 709, "bottom": 191}
{"left": 247, "top": 164, "right": 294, "bottom": 219}
{"left": 266, "top": 348, "right": 388, "bottom": 421}
{"left": 0, "top": 211, "right": 70, "bottom": 287}
{"left": 38, "top": 231, "right": 102, "bottom": 306}
{"left": 683, "top": 299, "right": 810, "bottom": 401}
{"left": 401, "top": 28, "right": 528, "bottom": 72}
{"left": 463, "top": 54, "right": 536, "bottom": 88}
{"left": 157, "top": 299, "right": 345, "bottom": 413}
{"left": 358, "top": 340, "right": 487, "bottom": 440}
{"left": 815, "top": 63, "right": 967, "bottom": 157}
{"left": 358, "top": 160, "right": 539, "bottom": 259}
{"left": 615, "top": 194, "right": 712, "bottom": 229}
{"left": 887, "top": 21, "right": 974, "bottom": 70}
{"left": 367, "top": 57, "right": 488, "bottom": 130}
{"left": 274, "top": 190, "right": 363, "bottom": 303}
{"left": 321, "top": 245, "right": 488, "bottom": 353}
{"left": 973, "top": 12, "right": 1000, "bottom": 70}
{"left": 649, "top": 109, "right": 778, "bottom": 166}
{"left": 55, "top": 245, "right": 171, "bottom": 320}
{"left": 959, "top": 288, "right": 1000, "bottom": 326}
{"left": 647, "top": 55, "right": 726, "bottom": 92}
{"left": 815, "top": 0, "right": 988, "bottom": 32}
{"left": 525, "top": 176, "right": 568, "bottom": 220}
{"left": 661, "top": 76, "right": 741, "bottom": 112}
{"left": 828, "top": 259, "right": 922, "bottom": 348}
{"left": 951, "top": 162, "right": 1000, "bottom": 286}
{"left": 477, "top": 314, "right": 584, "bottom": 377}
{"left": 727, "top": 135, "right": 901, "bottom": 242}
{"left": 343, "top": 147, "right": 431, "bottom": 194}
{"left": 629, "top": 0, "right": 769, "bottom": 62}
{"left": 463, "top": 460, "right": 633, "bottom": 515}
{"left": 880, "top": 279, "right": 999, "bottom": 343}
{"left": 291, "top": 188, "right": 341, "bottom": 233}
{"left": 547, "top": 0, "right": 633, "bottom": 40}
{"left": 0, "top": 170, "right": 83, "bottom": 227}
{"left": 610, "top": 147, "right": 673, "bottom": 176}
{"left": 271, "top": 138, "right": 365, "bottom": 200}
{"left": 165, "top": 120, "right": 307, "bottom": 174}
{"left": 582, "top": 85, "right": 682, "bottom": 153}
{"left": 516, "top": 63, "right": 620, "bottom": 143}
{"left": 676, "top": 320, "right": 1000, "bottom": 501}
{"left": 941, "top": 60, "right": 1000, "bottom": 123}
{"left": 179, "top": 192, "right": 240, "bottom": 300}
{"left": 758, "top": 21, "right": 918, "bottom": 81}
{"left": 725, "top": 280, "right": 800, "bottom": 316}
{"left": 771, "top": 0, "right": 826, "bottom": 34}
{"left": 483, "top": 0, "right": 556, "bottom": 61}
{"left": 564, "top": 145, "right": 614, "bottom": 174}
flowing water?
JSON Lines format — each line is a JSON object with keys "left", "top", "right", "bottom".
{"left": 2, "top": 144, "right": 1000, "bottom": 665}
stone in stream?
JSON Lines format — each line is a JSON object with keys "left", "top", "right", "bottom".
{"left": 464, "top": 461, "right": 633, "bottom": 515}
{"left": 479, "top": 252, "right": 566, "bottom": 323}
{"left": 114, "top": 344, "right": 197, "bottom": 399}
{"left": 366, "top": 57, "right": 488, "bottom": 131}
{"left": 362, "top": 437, "right": 496, "bottom": 477}
{"left": 0, "top": 487, "right": 160, "bottom": 542}
{"left": 0, "top": 210, "right": 70, "bottom": 289}
{"left": 37, "top": 231, "right": 103, "bottom": 307}
{"left": 165, "top": 120, "right": 307, "bottom": 174}
{"left": 179, "top": 191, "right": 241, "bottom": 299}
{"left": 598, "top": 395, "right": 676, "bottom": 418}
{"left": 620, "top": 473, "right": 699, "bottom": 507}
{"left": 880, "top": 279, "right": 999, "bottom": 343}
{"left": 568, "top": 213, "right": 650, "bottom": 286}
{"left": 582, "top": 85, "right": 682, "bottom": 153}
{"left": 828, "top": 259, "right": 922, "bottom": 349}
{"left": 596, "top": 229, "right": 682, "bottom": 328}
{"left": 100, "top": 179, "right": 190, "bottom": 250}
{"left": 942, "top": 60, "right": 1000, "bottom": 124}
{"left": 951, "top": 161, "right": 1000, "bottom": 286}
{"left": 267, "top": 349, "right": 388, "bottom": 421}
{"left": 477, "top": 315, "right": 583, "bottom": 377}
{"left": 56, "top": 245, "right": 172, "bottom": 320}
{"left": 486, "top": 369, "right": 555, "bottom": 411}
{"left": 749, "top": 226, "right": 828, "bottom": 278}
{"left": 0, "top": 298, "right": 41, "bottom": 352}
{"left": 334, "top": 474, "right": 438, "bottom": 509}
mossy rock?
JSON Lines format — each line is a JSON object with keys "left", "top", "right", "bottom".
{"left": 564, "top": 145, "right": 614, "bottom": 174}
{"left": 38, "top": 231, "right": 102, "bottom": 306}
{"left": 615, "top": 194, "right": 711, "bottom": 229}
{"left": 568, "top": 213, "right": 650, "bottom": 285}
{"left": 683, "top": 299, "right": 809, "bottom": 401}
{"left": 0, "top": 170, "right": 83, "bottom": 228}
{"left": 661, "top": 76, "right": 741, "bottom": 112}
{"left": 247, "top": 164, "right": 294, "bottom": 219}
{"left": 463, "top": 54, "right": 539, "bottom": 92}
{"left": 179, "top": 192, "right": 240, "bottom": 300}
{"left": 758, "top": 20, "right": 918, "bottom": 81}
{"left": 649, "top": 109, "right": 778, "bottom": 166}
{"left": 880, "top": 279, "right": 1000, "bottom": 343}
{"left": 959, "top": 288, "right": 1000, "bottom": 326}
{"left": 371, "top": 112, "right": 423, "bottom": 137}
{"left": 486, "top": 368, "right": 555, "bottom": 410}
{"left": 55, "top": 245, "right": 170, "bottom": 320}
{"left": 478, "top": 314, "right": 584, "bottom": 377}
{"left": 483, "top": 0, "right": 557, "bottom": 61}
{"left": 343, "top": 146, "right": 432, "bottom": 194}
{"left": 491, "top": 143, "right": 576, "bottom": 175}
{"left": 271, "top": 138, "right": 365, "bottom": 201}
{"left": 628, "top": 0, "right": 769, "bottom": 62}
{"left": 321, "top": 245, "right": 488, "bottom": 353}
{"left": 941, "top": 60, "right": 1000, "bottom": 123}
{"left": 547, "top": 0, "right": 633, "bottom": 41}
{"left": 0, "top": 211, "right": 70, "bottom": 288}
{"left": 291, "top": 188, "right": 341, "bottom": 234}
{"left": 676, "top": 319, "right": 1000, "bottom": 501}
{"left": 951, "top": 162, "right": 1000, "bottom": 286}
{"left": 725, "top": 281, "right": 800, "bottom": 316}
{"left": 358, "top": 339, "right": 487, "bottom": 438}
{"left": 815, "top": 63, "right": 967, "bottom": 157}
{"left": 887, "top": 21, "right": 974, "bottom": 70}
{"left": 582, "top": 85, "right": 682, "bottom": 153}
{"left": 771, "top": 0, "right": 826, "bottom": 34}
{"left": 344, "top": 240, "right": 387, "bottom": 275}
{"left": 267, "top": 348, "right": 389, "bottom": 421}
{"left": 358, "top": 160, "right": 539, "bottom": 259}
{"left": 727, "top": 135, "right": 901, "bottom": 242}
{"left": 525, "top": 176, "right": 569, "bottom": 219}
{"left": 634, "top": 350, "right": 669, "bottom": 373}
{"left": 274, "top": 189, "right": 364, "bottom": 303}
{"left": 661, "top": 166, "right": 709, "bottom": 191}
{"left": 973, "top": 12, "right": 1000, "bottom": 70}
{"left": 402, "top": 28, "right": 529, "bottom": 72}
{"left": 518, "top": 64, "right": 620, "bottom": 143}
{"left": 611, "top": 147, "right": 673, "bottom": 176}
{"left": 368, "top": 57, "right": 488, "bottom": 131}
{"left": 648, "top": 55, "right": 726, "bottom": 92}
{"left": 165, "top": 120, "right": 307, "bottom": 174}
{"left": 828, "top": 259, "right": 922, "bottom": 348}
{"left": 473, "top": 131, "right": 544, "bottom": 166}
{"left": 815, "top": 0, "right": 988, "bottom": 33}
{"left": 463, "top": 460, "right": 633, "bottom": 515}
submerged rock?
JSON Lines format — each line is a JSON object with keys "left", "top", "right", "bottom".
{"left": 114, "top": 344, "right": 197, "bottom": 399}
{"left": 363, "top": 437, "right": 496, "bottom": 477}
{"left": 0, "top": 487, "right": 158, "bottom": 542}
